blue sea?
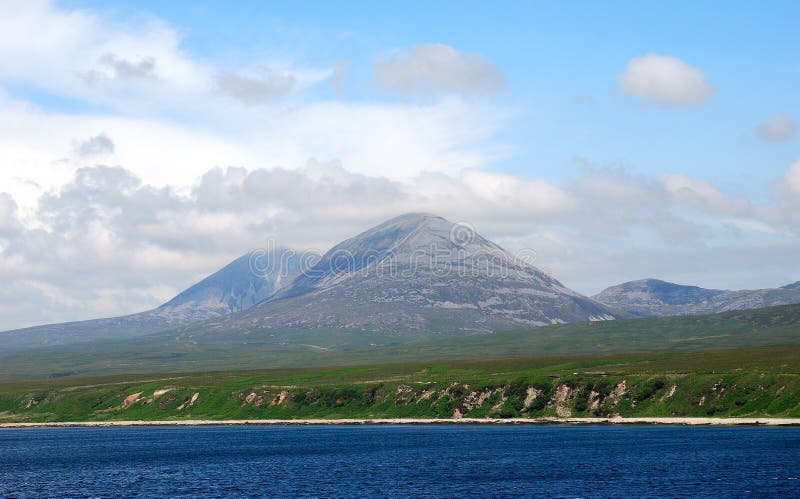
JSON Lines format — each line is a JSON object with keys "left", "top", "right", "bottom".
{"left": 1, "top": 424, "right": 798, "bottom": 497}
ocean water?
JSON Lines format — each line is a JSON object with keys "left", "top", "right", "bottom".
{"left": 1, "top": 425, "right": 798, "bottom": 497}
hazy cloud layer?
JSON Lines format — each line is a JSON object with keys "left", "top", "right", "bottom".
{"left": 619, "top": 54, "right": 713, "bottom": 106}
{"left": 757, "top": 113, "right": 797, "bottom": 142}
{"left": 375, "top": 44, "right": 503, "bottom": 95}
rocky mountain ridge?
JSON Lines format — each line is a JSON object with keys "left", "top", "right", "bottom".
{"left": 593, "top": 278, "right": 800, "bottom": 317}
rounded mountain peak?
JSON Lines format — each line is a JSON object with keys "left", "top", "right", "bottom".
{"left": 339, "top": 212, "right": 505, "bottom": 259}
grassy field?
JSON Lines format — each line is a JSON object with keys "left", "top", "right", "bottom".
{"left": 1, "top": 346, "right": 798, "bottom": 423}
{"left": 1, "top": 303, "right": 799, "bottom": 380}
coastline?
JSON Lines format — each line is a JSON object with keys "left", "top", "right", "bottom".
{"left": 2, "top": 417, "right": 799, "bottom": 428}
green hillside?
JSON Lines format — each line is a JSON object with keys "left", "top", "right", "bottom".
{"left": 1, "top": 346, "right": 798, "bottom": 423}
{"left": 0, "top": 303, "right": 798, "bottom": 380}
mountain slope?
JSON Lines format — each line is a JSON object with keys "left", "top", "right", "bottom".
{"left": 177, "top": 213, "right": 618, "bottom": 339}
{"left": 0, "top": 248, "right": 300, "bottom": 351}
{"left": 159, "top": 249, "right": 300, "bottom": 320}
{"left": 593, "top": 278, "right": 800, "bottom": 317}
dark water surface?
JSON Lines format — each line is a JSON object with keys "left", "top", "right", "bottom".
{"left": 1, "top": 425, "right": 798, "bottom": 497}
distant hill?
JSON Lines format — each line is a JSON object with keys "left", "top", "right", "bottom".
{"left": 0, "top": 249, "right": 301, "bottom": 351}
{"left": 0, "top": 301, "right": 798, "bottom": 380}
{"left": 593, "top": 278, "right": 800, "bottom": 317}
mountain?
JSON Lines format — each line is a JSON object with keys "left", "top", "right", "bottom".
{"left": 593, "top": 278, "right": 800, "bottom": 317}
{"left": 176, "top": 213, "right": 618, "bottom": 339}
{"left": 0, "top": 248, "right": 301, "bottom": 350}
{"left": 159, "top": 249, "right": 301, "bottom": 320}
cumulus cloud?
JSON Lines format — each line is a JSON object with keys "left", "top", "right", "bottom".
{"left": 214, "top": 70, "right": 296, "bottom": 105}
{"left": 662, "top": 173, "right": 751, "bottom": 216}
{"left": 459, "top": 170, "right": 575, "bottom": 214}
{"left": 786, "top": 160, "right": 800, "bottom": 194}
{"left": 565, "top": 166, "right": 709, "bottom": 244}
{"left": 80, "top": 53, "right": 157, "bottom": 85}
{"left": 757, "top": 113, "right": 797, "bottom": 142}
{"left": 0, "top": 192, "right": 20, "bottom": 237}
{"left": 74, "top": 133, "right": 114, "bottom": 157}
{"left": 0, "top": 92, "right": 508, "bottom": 211}
{"left": 374, "top": 43, "right": 503, "bottom": 95}
{"left": 619, "top": 54, "right": 713, "bottom": 106}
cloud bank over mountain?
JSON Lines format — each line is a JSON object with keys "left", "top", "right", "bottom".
{"left": 0, "top": 1, "right": 797, "bottom": 329}
{"left": 1, "top": 158, "right": 798, "bottom": 330}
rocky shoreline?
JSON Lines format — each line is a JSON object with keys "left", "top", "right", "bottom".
{"left": 2, "top": 417, "right": 799, "bottom": 428}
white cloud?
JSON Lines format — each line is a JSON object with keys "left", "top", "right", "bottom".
{"left": 374, "top": 43, "right": 503, "bottom": 95}
{"left": 79, "top": 53, "right": 158, "bottom": 85}
{"left": 0, "top": 1, "right": 205, "bottom": 111}
{"left": 0, "top": 3, "right": 511, "bottom": 212}
{"left": 0, "top": 93, "right": 507, "bottom": 213}
{"left": 330, "top": 60, "right": 349, "bottom": 95}
{"left": 214, "top": 70, "right": 296, "bottom": 105}
{"left": 662, "top": 173, "right": 751, "bottom": 215}
{"left": 73, "top": 133, "right": 114, "bottom": 157}
{"left": 0, "top": 4, "right": 513, "bottom": 211}
{"left": 786, "top": 160, "right": 800, "bottom": 194}
{"left": 459, "top": 170, "right": 575, "bottom": 214}
{"left": 757, "top": 113, "right": 797, "bottom": 142}
{"left": 619, "top": 53, "right": 713, "bottom": 106}
{"left": 0, "top": 2, "right": 326, "bottom": 115}
{"left": 0, "top": 193, "right": 20, "bottom": 236}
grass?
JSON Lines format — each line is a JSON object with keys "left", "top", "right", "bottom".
{"left": 0, "top": 303, "right": 799, "bottom": 380}
{"left": 0, "top": 345, "right": 798, "bottom": 423}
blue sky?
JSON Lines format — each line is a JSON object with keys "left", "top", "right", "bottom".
{"left": 0, "top": 1, "right": 798, "bottom": 328}
{"left": 55, "top": 0, "right": 799, "bottom": 191}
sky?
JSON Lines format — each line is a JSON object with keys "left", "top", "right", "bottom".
{"left": 0, "top": 0, "right": 798, "bottom": 330}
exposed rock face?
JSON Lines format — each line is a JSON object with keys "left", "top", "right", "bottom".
{"left": 177, "top": 392, "right": 199, "bottom": 410}
{"left": 0, "top": 248, "right": 301, "bottom": 350}
{"left": 213, "top": 214, "right": 619, "bottom": 334}
{"left": 120, "top": 392, "right": 143, "bottom": 409}
{"left": 593, "top": 278, "right": 800, "bottom": 317}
